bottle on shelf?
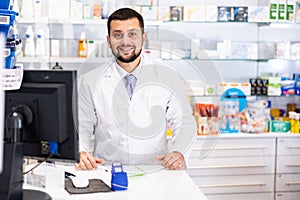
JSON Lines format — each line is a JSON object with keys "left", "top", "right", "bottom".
{"left": 12, "top": 0, "right": 20, "bottom": 19}
{"left": 295, "top": 113, "right": 300, "bottom": 134}
{"left": 102, "top": 0, "right": 109, "bottom": 19}
{"left": 78, "top": 32, "right": 88, "bottom": 58}
{"left": 20, "top": 0, "right": 34, "bottom": 19}
{"left": 87, "top": 40, "right": 96, "bottom": 58}
{"left": 34, "top": 0, "right": 42, "bottom": 19}
{"left": 35, "top": 29, "right": 46, "bottom": 57}
{"left": 93, "top": 4, "right": 102, "bottom": 19}
{"left": 83, "top": 0, "right": 91, "bottom": 19}
{"left": 24, "top": 26, "right": 35, "bottom": 57}
{"left": 289, "top": 111, "right": 296, "bottom": 134}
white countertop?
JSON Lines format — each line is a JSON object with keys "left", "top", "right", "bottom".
{"left": 23, "top": 164, "right": 207, "bottom": 200}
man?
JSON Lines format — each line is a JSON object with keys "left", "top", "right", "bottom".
{"left": 75, "top": 8, "right": 196, "bottom": 170}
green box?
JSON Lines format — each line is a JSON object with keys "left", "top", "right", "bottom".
{"left": 268, "top": 121, "right": 290, "bottom": 132}
{"left": 270, "top": 2, "right": 278, "bottom": 20}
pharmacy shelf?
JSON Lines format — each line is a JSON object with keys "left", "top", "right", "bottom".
{"left": 17, "top": 18, "right": 49, "bottom": 24}
{"left": 18, "top": 57, "right": 111, "bottom": 64}
{"left": 17, "top": 57, "right": 49, "bottom": 63}
{"left": 17, "top": 18, "right": 107, "bottom": 25}
{"left": 196, "top": 132, "right": 300, "bottom": 139}
{"left": 49, "top": 57, "right": 111, "bottom": 63}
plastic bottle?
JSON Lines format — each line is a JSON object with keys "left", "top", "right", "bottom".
{"left": 289, "top": 111, "right": 296, "bottom": 134}
{"left": 78, "top": 32, "right": 88, "bottom": 58}
{"left": 102, "top": 0, "right": 109, "bottom": 19}
{"left": 24, "top": 26, "right": 35, "bottom": 57}
{"left": 35, "top": 29, "right": 46, "bottom": 57}
{"left": 295, "top": 113, "right": 300, "bottom": 134}
{"left": 20, "top": 0, "right": 34, "bottom": 19}
{"left": 87, "top": 40, "right": 95, "bottom": 57}
{"left": 83, "top": 0, "right": 91, "bottom": 19}
{"left": 12, "top": 0, "right": 20, "bottom": 18}
{"left": 34, "top": 0, "right": 42, "bottom": 19}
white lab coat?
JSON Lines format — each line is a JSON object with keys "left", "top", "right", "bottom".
{"left": 78, "top": 55, "right": 196, "bottom": 165}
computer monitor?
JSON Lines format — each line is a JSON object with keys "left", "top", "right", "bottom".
{"left": 0, "top": 91, "right": 4, "bottom": 175}
{"left": 0, "top": 69, "right": 79, "bottom": 199}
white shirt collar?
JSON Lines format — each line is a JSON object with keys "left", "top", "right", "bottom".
{"left": 114, "top": 55, "right": 144, "bottom": 79}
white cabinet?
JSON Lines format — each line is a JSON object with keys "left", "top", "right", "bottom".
{"left": 187, "top": 135, "right": 300, "bottom": 200}
{"left": 275, "top": 137, "right": 300, "bottom": 200}
{"left": 187, "top": 135, "right": 276, "bottom": 199}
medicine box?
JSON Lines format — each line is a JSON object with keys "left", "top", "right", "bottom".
{"left": 268, "top": 120, "right": 290, "bottom": 132}
{"left": 248, "top": 6, "right": 269, "bottom": 22}
{"left": 217, "top": 82, "right": 250, "bottom": 96}
{"left": 140, "top": 6, "right": 157, "bottom": 20}
{"left": 157, "top": 6, "right": 170, "bottom": 21}
{"left": 183, "top": 6, "right": 205, "bottom": 21}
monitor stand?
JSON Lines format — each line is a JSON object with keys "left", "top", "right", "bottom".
{"left": 0, "top": 112, "right": 52, "bottom": 200}
{"left": 0, "top": 143, "right": 53, "bottom": 200}
{"left": 23, "top": 189, "right": 52, "bottom": 200}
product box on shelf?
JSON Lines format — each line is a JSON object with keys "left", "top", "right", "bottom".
{"left": 268, "top": 120, "right": 290, "bottom": 132}
{"left": 219, "top": 100, "right": 240, "bottom": 133}
{"left": 249, "top": 78, "right": 268, "bottom": 96}
{"left": 262, "top": 76, "right": 282, "bottom": 96}
{"left": 217, "top": 82, "right": 250, "bottom": 96}
{"left": 193, "top": 102, "right": 219, "bottom": 136}
{"left": 241, "top": 100, "right": 271, "bottom": 133}
{"left": 49, "top": 0, "right": 70, "bottom": 19}
{"left": 140, "top": 6, "right": 157, "bottom": 20}
{"left": 233, "top": 6, "right": 248, "bottom": 22}
{"left": 296, "top": 1, "right": 300, "bottom": 22}
{"left": 286, "top": 0, "right": 296, "bottom": 22}
{"left": 248, "top": 6, "right": 269, "bottom": 22}
{"left": 183, "top": 6, "right": 205, "bottom": 22}
{"left": 205, "top": 84, "right": 216, "bottom": 96}
{"left": 281, "top": 78, "right": 296, "bottom": 95}
{"left": 157, "top": 6, "right": 170, "bottom": 21}
{"left": 217, "top": 6, "right": 233, "bottom": 22}
{"left": 258, "top": 42, "right": 276, "bottom": 59}
{"left": 278, "top": 0, "right": 287, "bottom": 21}
{"left": 170, "top": 6, "right": 183, "bottom": 21}
{"left": 269, "top": 0, "right": 278, "bottom": 21}
{"left": 183, "top": 80, "right": 204, "bottom": 96}
{"left": 205, "top": 6, "right": 218, "bottom": 22}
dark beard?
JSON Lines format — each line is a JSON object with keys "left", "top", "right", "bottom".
{"left": 117, "top": 49, "right": 142, "bottom": 63}
{"left": 111, "top": 45, "right": 143, "bottom": 63}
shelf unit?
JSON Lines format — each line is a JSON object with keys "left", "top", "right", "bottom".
{"left": 14, "top": 0, "right": 300, "bottom": 199}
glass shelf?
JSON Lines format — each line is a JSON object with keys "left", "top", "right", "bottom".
{"left": 17, "top": 18, "right": 300, "bottom": 26}
{"left": 18, "top": 57, "right": 111, "bottom": 64}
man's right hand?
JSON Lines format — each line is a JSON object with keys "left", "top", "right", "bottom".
{"left": 74, "top": 151, "right": 104, "bottom": 170}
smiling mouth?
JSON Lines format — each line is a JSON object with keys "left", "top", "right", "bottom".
{"left": 118, "top": 46, "right": 134, "bottom": 53}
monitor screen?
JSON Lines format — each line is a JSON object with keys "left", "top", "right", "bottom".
{"left": 4, "top": 70, "right": 79, "bottom": 162}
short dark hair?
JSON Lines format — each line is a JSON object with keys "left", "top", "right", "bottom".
{"left": 107, "top": 7, "right": 144, "bottom": 36}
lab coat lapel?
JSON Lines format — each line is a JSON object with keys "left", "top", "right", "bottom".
{"left": 103, "top": 65, "right": 130, "bottom": 103}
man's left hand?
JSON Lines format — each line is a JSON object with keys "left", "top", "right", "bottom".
{"left": 156, "top": 151, "right": 184, "bottom": 170}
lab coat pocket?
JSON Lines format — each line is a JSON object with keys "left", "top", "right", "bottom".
{"left": 148, "top": 96, "right": 167, "bottom": 119}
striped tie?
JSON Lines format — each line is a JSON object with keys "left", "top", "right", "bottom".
{"left": 124, "top": 74, "right": 136, "bottom": 100}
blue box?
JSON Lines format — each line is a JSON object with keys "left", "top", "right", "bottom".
{"left": 0, "top": 0, "right": 12, "bottom": 10}
{"left": 0, "top": 9, "right": 18, "bottom": 37}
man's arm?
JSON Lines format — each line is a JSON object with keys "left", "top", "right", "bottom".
{"left": 157, "top": 69, "right": 197, "bottom": 170}
{"left": 76, "top": 74, "right": 102, "bottom": 170}
{"left": 75, "top": 151, "right": 104, "bottom": 170}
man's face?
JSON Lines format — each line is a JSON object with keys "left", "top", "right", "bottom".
{"left": 107, "top": 18, "right": 146, "bottom": 63}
